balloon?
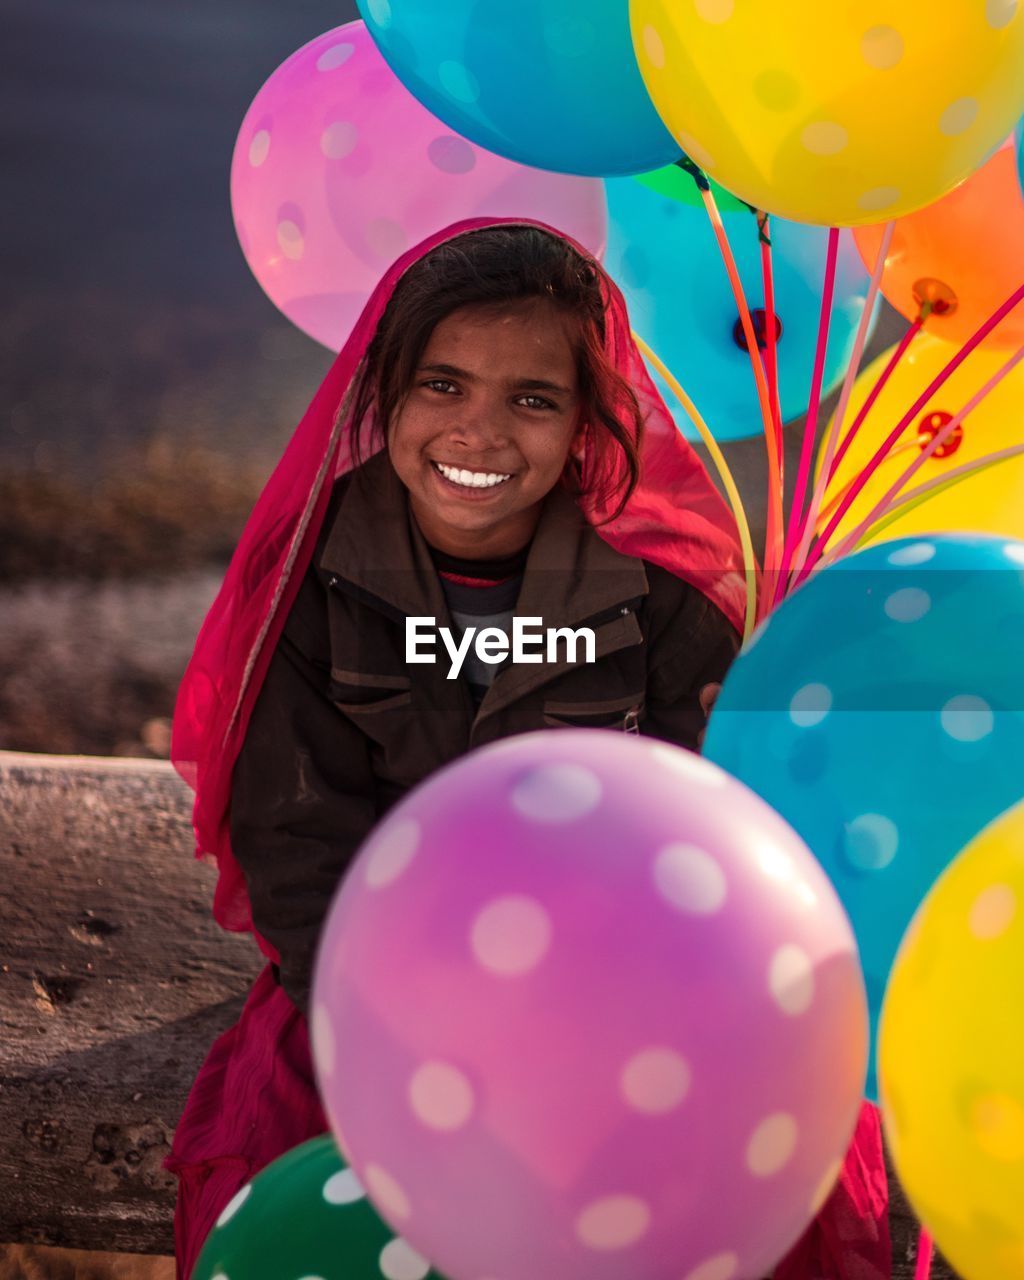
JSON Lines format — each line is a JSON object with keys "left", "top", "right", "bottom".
{"left": 357, "top": 0, "right": 679, "bottom": 178}
{"left": 1017, "top": 118, "right": 1024, "bottom": 195}
{"left": 231, "top": 21, "right": 608, "bottom": 352}
{"left": 879, "top": 799, "right": 1024, "bottom": 1280}
{"left": 193, "top": 1135, "right": 445, "bottom": 1280}
{"left": 312, "top": 731, "right": 867, "bottom": 1280}
{"left": 854, "top": 140, "right": 1024, "bottom": 350}
{"left": 630, "top": 1, "right": 1024, "bottom": 226}
{"left": 816, "top": 333, "right": 1024, "bottom": 549}
{"left": 703, "top": 534, "right": 1024, "bottom": 1099}
{"left": 605, "top": 176, "right": 877, "bottom": 441}
{"left": 633, "top": 160, "right": 749, "bottom": 213}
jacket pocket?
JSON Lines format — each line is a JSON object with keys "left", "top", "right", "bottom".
{"left": 543, "top": 693, "right": 645, "bottom": 733}
{"left": 328, "top": 668, "right": 412, "bottom": 715}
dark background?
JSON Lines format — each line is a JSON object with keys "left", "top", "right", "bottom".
{"left": 0, "top": 0, "right": 903, "bottom": 754}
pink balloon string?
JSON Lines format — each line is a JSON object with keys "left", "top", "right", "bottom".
{"left": 773, "top": 227, "right": 840, "bottom": 607}
{"left": 827, "top": 315, "right": 925, "bottom": 483}
{"left": 818, "top": 342, "right": 1024, "bottom": 565}
{"left": 914, "top": 1227, "right": 934, "bottom": 1280}
{"left": 784, "top": 221, "right": 894, "bottom": 593}
{"left": 794, "top": 278, "right": 1024, "bottom": 587}
{"left": 759, "top": 212, "right": 783, "bottom": 442}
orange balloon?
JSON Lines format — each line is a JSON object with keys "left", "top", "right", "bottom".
{"left": 855, "top": 140, "right": 1024, "bottom": 350}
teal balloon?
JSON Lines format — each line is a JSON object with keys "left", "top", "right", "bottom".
{"left": 703, "top": 535, "right": 1024, "bottom": 1099}
{"left": 193, "top": 1136, "right": 447, "bottom": 1279}
{"left": 356, "top": 1, "right": 679, "bottom": 177}
{"left": 605, "top": 174, "right": 879, "bottom": 441}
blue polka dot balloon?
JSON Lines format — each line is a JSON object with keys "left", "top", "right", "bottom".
{"left": 356, "top": 0, "right": 679, "bottom": 177}
{"left": 703, "top": 534, "right": 1024, "bottom": 1099}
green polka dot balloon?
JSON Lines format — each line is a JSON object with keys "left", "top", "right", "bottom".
{"left": 192, "top": 1136, "right": 447, "bottom": 1280}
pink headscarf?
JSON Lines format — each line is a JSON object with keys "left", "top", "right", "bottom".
{"left": 172, "top": 216, "right": 748, "bottom": 946}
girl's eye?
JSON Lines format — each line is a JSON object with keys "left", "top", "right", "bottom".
{"left": 424, "top": 379, "right": 458, "bottom": 394}
{"left": 518, "top": 394, "right": 557, "bottom": 410}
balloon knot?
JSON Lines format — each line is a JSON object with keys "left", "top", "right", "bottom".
{"left": 675, "top": 154, "right": 711, "bottom": 192}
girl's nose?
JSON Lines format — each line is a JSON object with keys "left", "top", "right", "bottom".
{"left": 447, "top": 413, "right": 507, "bottom": 451}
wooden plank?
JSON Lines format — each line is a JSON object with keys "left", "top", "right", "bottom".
{"left": 0, "top": 1244, "right": 173, "bottom": 1280}
{"left": 0, "top": 753, "right": 262, "bottom": 1255}
{"left": 0, "top": 751, "right": 958, "bottom": 1274}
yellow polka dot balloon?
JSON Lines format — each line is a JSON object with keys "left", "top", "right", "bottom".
{"left": 879, "top": 798, "right": 1024, "bottom": 1279}
{"left": 630, "top": 0, "right": 1024, "bottom": 226}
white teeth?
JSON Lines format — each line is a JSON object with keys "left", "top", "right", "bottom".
{"left": 435, "top": 462, "right": 511, "bottom": 489}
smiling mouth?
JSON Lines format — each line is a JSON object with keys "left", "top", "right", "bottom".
{"left": 432, "top": 461, "right": 514, "bottom": 490}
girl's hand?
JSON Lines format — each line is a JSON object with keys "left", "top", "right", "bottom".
{"left": 697, "top": 681, "right": 721, "bottom": 752}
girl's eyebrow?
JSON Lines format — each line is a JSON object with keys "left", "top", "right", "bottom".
{"left": 418, "top": 362, "right": 574, "bottom": 396}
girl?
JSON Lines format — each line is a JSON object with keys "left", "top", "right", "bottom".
{"left": 167, "top": 219, "right": 889, "bottom": 1278}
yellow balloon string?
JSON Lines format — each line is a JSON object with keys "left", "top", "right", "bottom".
{"left": 632, "top": 331, "right": 761, "bottom": 645}
{"left": 696, "top": 185, "right": 785, "bottom": 605}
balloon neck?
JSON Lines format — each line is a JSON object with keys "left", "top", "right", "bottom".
{"left": 732, "top": 308, "right": 784, "bottom": 352}
{"left": 675, "top": 154, "right": 710, "bottom": 192}
{"left": 917, "top": 410, "right": 964, "bottom": 458}
{"left": 913, "top": 277, "right": 958, "bottom": 320}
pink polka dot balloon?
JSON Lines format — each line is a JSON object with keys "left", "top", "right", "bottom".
{"left": 311, "top": 731, "right": 868, "bottom": 1280}
{"left": 230, "top": 21, "right": 608, "bottom": 351}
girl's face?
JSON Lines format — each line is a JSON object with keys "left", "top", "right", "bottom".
{"left": 388, "top": 299, "right": 583, "bottom": 559}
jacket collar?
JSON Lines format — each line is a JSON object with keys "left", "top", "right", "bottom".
{"left": 318, "top": 449, "right": 648, "bottom": 626}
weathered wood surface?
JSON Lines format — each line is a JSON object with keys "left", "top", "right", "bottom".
{"left": 1, "top": 750, "right": 956, "bottom": 1276}
{"left": 0, "top": 1243, "right": 173, "bottom": 1279}
{"left": 0, "top": 752, "right": 262, "bottom": 1255}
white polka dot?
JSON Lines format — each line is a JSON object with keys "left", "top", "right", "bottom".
{"left": 969, "top": 884, "right": 1017, "bottom": 940}
{"left": 1003, "top": 542, "right": 1024, "bottom": 566}
{"left": 884, "top": 587, "right": 931, "bottom": 623}
{"left": 653, "top": 844, "right": 727, "bottom": 914}
{"left": 216, "top": 1183, "right": 251, "bottom": 1227}
{"left": 409, "top": 1061, "right": 475, "bottom": 1131}
{"left": 276, "top": 220, "right": 304, "bottom": 261}
{"left": 621, "top": 1047, "right": 692, "bottom": 1113}
{"left": 323, "top": 1167, "right": 366, "bottom": 1205}
{"left": 769, "top": 945, "right": 815, "bottom": 1016}
{"left": 365, "top": 1165, "right": 412, "bottom": 1222}
{"left": 987, "top": 0, "right": 1018, "bottom": 26}
{"left": 311, "top": 1004, "right": 335, "bottom": 1078}
{"left": 510, "top": 763, "right": 602, "bottom": 823}
{"left": 694, "top": 0, "right": 734, "bottom": 22}
{"left": 575, "top": 1195, "right": 651, "bottom": 1250}
{"left": 940, "top": 97, "right": 979, "bottom": 137}
{"left": 888, "top": 541, "right": 936, "bottom": 566}
{"left": 810, "top": 1158, "right": 844, "bottom": 1213}
{"left": 296, "top": 1275, "right": 327, "bottom": 1280}
{"left": 379, "top": 1238, "right": 430, "bottom": 1280}
{"left": 941, "top": 695, "right": 994, "bottom": 742}
{"left": 366, "top": 0, "right": 392, "bottom": 28}
{"left": 858, "top": 185, "right": 901, "bottom": 213}
{"left": 316, "top": 43, "right": 355, "bottom": 72}
{"left": 684, "top": 1254, "right": 739, "bottom": 1280}
{"left": 801, "top": 122, "right": 849, "bottom": 155}
{"left": 365, "top": 818, "right": 420, "bottom": 889}
{"left": 438, "top": 60, "right": 480, "bottom": 104}
{"left": 471, "top": 895, "right": 552, "bottom": 976}
{"left": 248, "top": 129, "right": 270, "bottom": 167}
{"left": 746, "top": 1113, "right": 798, "bottom": 1177}
{"left": 650, "top": 743, "right": 727, "bottom": 786}
{"left": 843, "top": 813, "right": 899, "bottom": 871}
{"left": 365, "top": 217, "right": 409, "bottom": 262}
{"left": 789, "top": 683, "right": 832, "bottom": 728}
{"left": 642, "top": 24, "right": 666, "bottom": 68}
{"left": 321, "top": 121, "right": 358, "bottom": 159}
{"left": 861, "top": 25, "right": 904, "bottom": 69}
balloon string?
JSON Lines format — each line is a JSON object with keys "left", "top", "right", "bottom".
{"left": 758, "top": 211, "right": 784, "bottom": 441}
{"left": 837, "top": 441, "right": 1024, "bottom": 555}
{"left": 828, "top": 313, "right": 925, "bottom": 484}
{"left": 812, "top": 440, "right": 919, "bottom": 533}
{"left": 773, "top": 226, "right": 840, "bottom": 607}
{"left": 784, "top": 221, "right": 894, "bottom": 593}
{"left": 819, "top": 343, "right": 1024, "bottom": 564}
{"left": 914, "top": 1228, "right": 934, "bottom": 1280}
{"left": 795, "top": 279, "right": 1024, "bottom": 587}
{"left": 697, "top": 184, "right": 784, "bottom": 610}
{"left": 632, "top": 331, "right": 761, "bottom": 644}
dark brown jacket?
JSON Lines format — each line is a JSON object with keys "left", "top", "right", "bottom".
{"left": 230, "top": 451, "right": 740, "bottom": 1012}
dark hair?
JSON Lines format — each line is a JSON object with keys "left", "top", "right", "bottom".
{"left": 345, "top": 225, "right": 644, "bottom": 521}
